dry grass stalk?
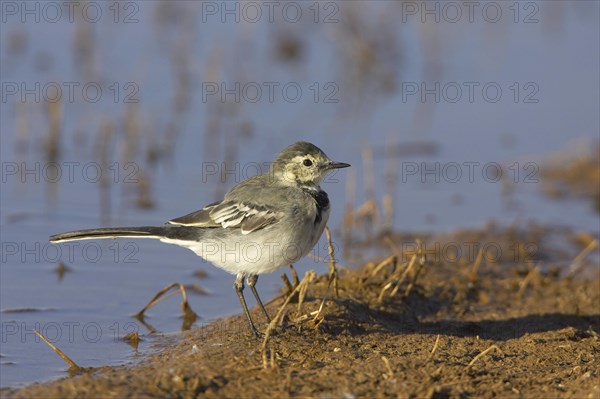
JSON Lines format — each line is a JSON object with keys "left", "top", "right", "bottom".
{"left": 400, "top": 238, "right": 428, "bottom": 267}
{"left": 296, "top": 274, "right": 311, "bottom": 315}
{"left": 369, "top": 254, "right": 397, "bottom": 279}
{"left": 294, "top": 310, "right": 320, "bottom": 323}
{"left": 269, "top": 347, "right": 277, "bottom": 369}
{"left": 16, "top": 102, "right": 28, "bottom": 157}
{"left": 348, "top": 144, "right": 379, "bottom": 241}
{"left": 135, "top": 282, "right": 198, "bottom": 326}
{"left": 290, "top": 264, "right": 299, "bottom": 286}
{"left": 46, "top": 99, "right": 62, "bottom": 163}
{"left": 383, "top": 132, "right": 397, "bottom": 231}
{"left": 382, "top": 194, "right": 394, "bottom": 231}
{"left": 280, "top": 273, "right": 294, "bottom": 295}
{"left": 403, "top": 253, "right": 427, "bottom": 298}
{"left": 324, "top": 226, "right": 339, "bottom": 297}
{"left": 363, "top": 261, "right": 376, "bottom": 275}
{"left": 428, "top": 334, "right": 441, "bottom": 361}
{"left": 136, "top": 172, "right": 155, "bottom": 209}
{"left": 381, "top": 356, "right": 394, "bottom": 379}
{"left": 378, "top": 254, "right": 417, "bottom": 302}
{"left": 281, "top": 265, "right": 301, "bottom": 302}
{"left": 383, "top": 236, "right": 402, "bottom": 257}
{"left": 310, "top": 298, "right": 327, "bottom": 324}
{"left": 33, "top": 329, "right": 83, "bottom": 372}
{"left": 400, "top": 239, "right": 428, "bottom": 297}
{"left": 53, "top": 261, "right": 72, "bottom": 282}
{"left": 309, "top": 227, "right": 339, "bottom": 323}
{"left": 123, "top": 332, "right": 140, "bottom": 350}
{"left": 468, "top": 247, "right": 485, "bottom": 284}
{"left": 466, "top": 345, "right": 502, "bottom": 371}
{"left": 343, "top": 168, "right": 357, "bottom": 253}
{"left": 184, "top": 283, "right": 209, "bottom": 296}
{"left": 517, "top": 266, "right": 540, "bottom": 298}
{"left": 262, "top": 271, "right": 316, "bottom": 368}
{"left": 97, "top": 122, "right": 113, "bottom": 224}
{"left": 416, "top": 238, "right": 428, "bottom": 266}
{"left": 362, "top": 143, "right": 376, "bottom": 207}
{"left": 567, "top": 239, "right": 598, "bottom": 278}
{"left": 353, "top": 200, "right": 378, "bottom": 236}
{"left": 123, "top": 103, "right": 141, "bottom": 164}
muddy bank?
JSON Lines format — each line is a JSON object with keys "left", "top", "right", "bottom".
{"left": 4, "top": 226, "right": 599, "bottom": 398}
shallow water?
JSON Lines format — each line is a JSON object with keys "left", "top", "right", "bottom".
{"left": 1, "top": 1, "right": 599, "bottom": 388}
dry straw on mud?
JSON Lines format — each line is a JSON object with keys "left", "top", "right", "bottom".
{"left": 135, "top": 282, "right": 198, "bottom": 331}
{"left": 33, "top": 329, "right": 85, "bottom": 374}
{"left": 261, "top": 271, "right": 316, "bottom": 369}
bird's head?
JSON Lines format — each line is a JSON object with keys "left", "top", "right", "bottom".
{"left": 271, "top": 141, "right": 350, "bottom": 185}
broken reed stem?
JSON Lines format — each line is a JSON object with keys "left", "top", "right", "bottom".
{"left": 378, "top": 258, "right": 406, "bottom": 302}
{"left": 356, "top": 144, "right": 378, "bottom": 239}
{"left": 309, "top": 227, "right": 339, "bottom": 322}
{"left": 34, "top": 329, "right": 82, "bottom": 372}
{"left": 428, "top": 334, "right": 441, "bottom": 361}
{"left": 281, "top": 273, "right": 293, "bottom": 294}
{"left": 362, "top": 143, "right": 376, "bottom": 206}
{"left": 136, "top": 282, "right": 195, "bottom": 319}
{"left": 383, "top": 131, "right": 397, "bottom": 232}
{"left": 342, "top": 168, "right": 356, "bottom": 252}
{"left": 294, "top": 310, "right": 322, "bottom": 323}
{"left": 136, "top": 283, "right": 179, "bottom": 316}
{"left": 469, "top": 247, "right": 484, "bottom": 284}
{"left": 312, "top": 262, "right": 338, "bottom": 323}
{"left": 324, "top": 226, "right": 338, "bottom": 297}
{"left": 296, "top": 274, "right": 311, "bottom": 315}
{"left": 369, "top": 254, "right": 397, "bottom": 279}
{"left": 290, "top": 264, "right": 299, "bottom": 287}
{"left": 397, "top": 253, "right": 418, "bottom": 288}
{"left": 378, "top": 253, "right": 417, "bottom": 302}
{"left": 568, "top": 239, "right": 598, "bottom": 278}
{"left": 383, "top": 236, "right": 402, "bottom": 257}
{"left": 403, "top": 255, "right": 426, "bottom": 298}
{"left": 16, "top": 102, "right": 28, "bottom": 158}
{"left": 381, "top": 356, "right": 394, "bottom": 378}
{"left": 280, "top": 264, "right": 300, "bottom": 301}
{"left": 96, "top": 122, "right": 113, "bottom": 224}
{"left": 466, "top": 345, "right": 502, "bottom": 371}
{"left": 382, "top": 195, "right": 393, "bottom": 232}
{"left": 311, "top": 293, "right": 328, "bottom": 323}
{"left": 270, "top": 346, "right": 276, "bottom": 369}
{"left": 46, "top": 99, "right": 62, "bottom": 163}
{"left": 262, "top": 271, "right": 316, "bottom": 368}
{"left": 517, "top": 266, "right": 540, "bottom": 297}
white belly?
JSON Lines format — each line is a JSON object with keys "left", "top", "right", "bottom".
{"left": 160, "top": 207, "right": 329, "bottom": 276}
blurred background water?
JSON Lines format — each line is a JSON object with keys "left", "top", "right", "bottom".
{"left": 1, "top": 0, "right": 598, "bottom": 387}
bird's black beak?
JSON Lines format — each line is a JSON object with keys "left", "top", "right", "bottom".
{"left": 327, "top": 161, "right": 351, "bottom": 170}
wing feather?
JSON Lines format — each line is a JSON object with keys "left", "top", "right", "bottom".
{"left": 167, "top": 201, "right": 221, "bottom": 227}
{"left": 168, "top": 200, "right": 281, "bottom": 234}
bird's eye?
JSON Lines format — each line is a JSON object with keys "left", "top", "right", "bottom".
{"left": 303, "top": 159, "right": 313, "bottom": 167}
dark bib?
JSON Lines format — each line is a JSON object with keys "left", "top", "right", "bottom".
{"left": 301, "top": 186, "right": 330, "bottom": 225}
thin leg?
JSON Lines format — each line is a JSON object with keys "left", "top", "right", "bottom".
{"left": 247, "top": 274, "right": 270, "bottom": 323}
{"left": 234, "top": 273, "right": 261, "bottom": 337}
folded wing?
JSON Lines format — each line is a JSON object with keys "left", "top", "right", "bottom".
{"left": 168, "top": 201, "right": 282, "bottom": 235}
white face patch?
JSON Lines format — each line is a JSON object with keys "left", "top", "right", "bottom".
{"left": 282, "top": 154, "right": 325, "bottom": 184}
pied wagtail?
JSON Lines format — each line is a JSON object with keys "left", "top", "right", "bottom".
{"left": 50, "top": 142, "right": 350, "bottom": 336}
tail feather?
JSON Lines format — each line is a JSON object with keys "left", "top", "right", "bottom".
{"left": 49, "top": 227, "right": 172, "bottom": 243}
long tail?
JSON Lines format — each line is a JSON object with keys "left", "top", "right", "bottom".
{"left": 49, "top": 226, "right": 199, "bottom": 243}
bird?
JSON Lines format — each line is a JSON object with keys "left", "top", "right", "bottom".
{"left": 50, "top": 142, "right": 350, "bottom": 336}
